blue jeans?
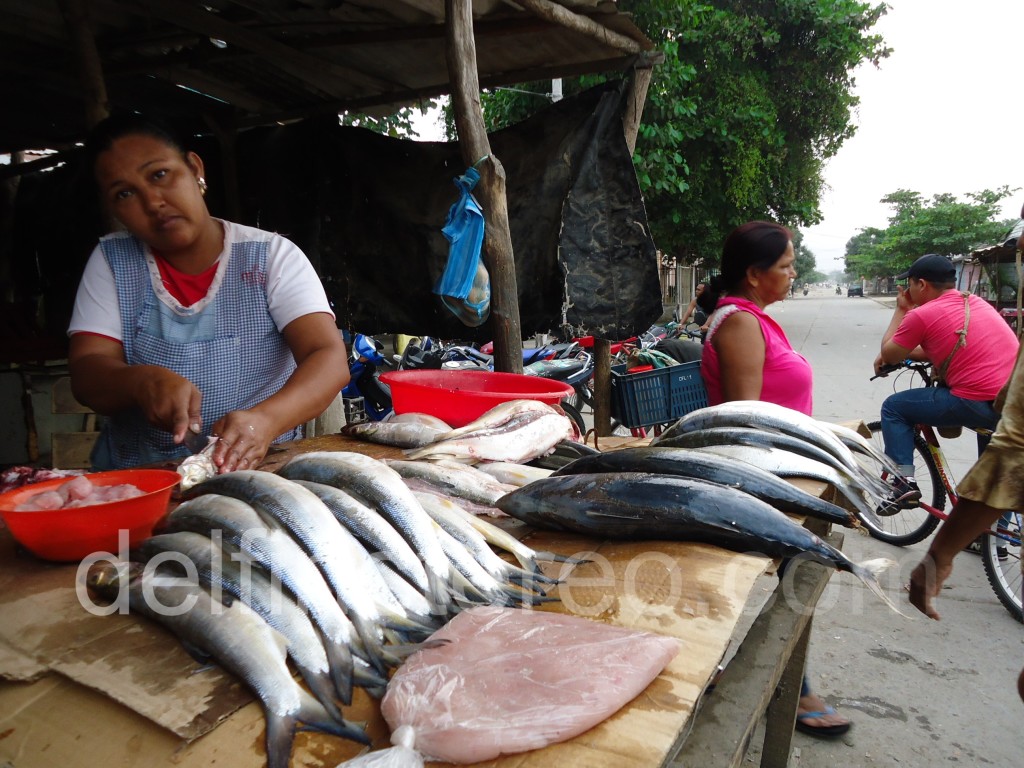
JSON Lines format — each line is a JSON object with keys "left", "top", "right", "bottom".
{"left": 880, "top": 387, "right": 998, "bottom": 475}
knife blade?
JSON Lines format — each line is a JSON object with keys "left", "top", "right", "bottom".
{"left": 182, "top": 428, "right": 209, "bottom": 455}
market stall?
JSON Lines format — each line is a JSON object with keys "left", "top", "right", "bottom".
{"left": 0, "top": 433, "right": 844, "bottom": 768}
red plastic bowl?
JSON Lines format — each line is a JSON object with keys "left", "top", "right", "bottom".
{"left": 380, "top": 369, "right": 574, "bottom": 428}
{"left": 0, "top": 469, "right": 180, "bottom": 562}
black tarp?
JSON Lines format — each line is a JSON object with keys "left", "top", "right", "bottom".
{"left": 231, "top": 81, "right": 662, "bottom": 340}
{"left": 1, "top": 83, "right": 662, "bottom": 360}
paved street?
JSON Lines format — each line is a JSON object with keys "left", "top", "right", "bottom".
{"left": 746, "top": 285, "right": 1022, "bottom": 766}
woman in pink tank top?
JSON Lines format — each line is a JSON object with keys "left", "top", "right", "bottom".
{"left": 699, "top": 221, "right": 848, "bottom": 737}
{"left": 700, "top": 221, "right": 813, "bottom": 415}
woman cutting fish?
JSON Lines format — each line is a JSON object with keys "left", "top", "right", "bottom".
{"left": 700, "top": 220, "right": 852, "bottom": 738}
{"left": 67, "top": 114, "right": 349, "bottom": 472}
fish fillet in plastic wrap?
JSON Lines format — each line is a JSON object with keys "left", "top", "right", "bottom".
{"left": 341, "top": 605, "right": 679, "bottom": 766}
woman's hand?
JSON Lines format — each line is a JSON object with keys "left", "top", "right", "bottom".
{"left": 135, "top": 368, "right": 204, "bottom": 442}
{"left": 209, "top": 409, "right": 276, "bottom": 472}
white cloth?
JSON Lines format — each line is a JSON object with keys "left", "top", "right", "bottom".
{"left": 68, "top": 219, "right": 332, "bottom": 339}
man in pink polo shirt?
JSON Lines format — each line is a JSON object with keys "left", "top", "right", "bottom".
{"left": 873, "top": 253, "right": 1019, "bottom": 510}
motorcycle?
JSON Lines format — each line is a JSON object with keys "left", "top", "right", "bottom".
{"left": 341, "top": 333, "right": 394, "bottom": 423}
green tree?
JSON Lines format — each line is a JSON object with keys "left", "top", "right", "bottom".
{"left": 879, "top": 188, "right": 1015, "bottom": 270}
{"left": 844, "top": 188, "right": 1017, "bottom": 277}
{"left": 844, "top": 226, "right": 887, "bottom": 281}
{"left": 464, "top": 1, "right": 890, "bottom": 268}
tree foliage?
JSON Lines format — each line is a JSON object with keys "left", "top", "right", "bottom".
{"left": 843, "top": 187, "right": 1017, "bottom": 278}
{"left": 462, "top": 0, "right": 890, "bottom": 270}
{"left": 792, "top": 229, "right": 825, "bottom": 284}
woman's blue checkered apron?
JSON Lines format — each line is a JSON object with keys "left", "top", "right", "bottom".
{"left": 90, "top": 232, "right": 299, "bottom": 469}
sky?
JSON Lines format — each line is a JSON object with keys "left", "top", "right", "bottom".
{"left": 801, "top": 0, "right": 1024, "bottom": 273}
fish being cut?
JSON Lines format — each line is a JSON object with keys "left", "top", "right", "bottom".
{"left": 497, "top": 472, "right": 900, "bottom": 613}
{"left": 337, "top": 606, "right": 679, "bottom": 765}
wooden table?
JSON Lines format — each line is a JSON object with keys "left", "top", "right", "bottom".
{"left": 0, "top": 435, "right": 843, "bottom": 767}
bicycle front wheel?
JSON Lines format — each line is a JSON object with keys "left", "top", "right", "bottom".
{"left": 863, "top": 421, "right": 944, "bottom": 546}
{"left": 981, "top": 512, "right": 1023, "bottom": 623}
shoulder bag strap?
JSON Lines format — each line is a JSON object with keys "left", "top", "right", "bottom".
{"left": 934, "top": 292, "right": 970, "bottom": 382}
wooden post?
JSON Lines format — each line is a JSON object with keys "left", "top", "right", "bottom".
{"left": 56, "top": 0, "right": 109, "bottom": 128}
{"left": 593, "top": 62, "right": 655, "bottom": 436}
{"left": 444, "top": 0, "right": 523, "bottom": 374}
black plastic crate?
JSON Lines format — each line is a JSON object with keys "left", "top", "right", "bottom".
{"left": 610, "top": 361, "right": 708, "bottom": 429}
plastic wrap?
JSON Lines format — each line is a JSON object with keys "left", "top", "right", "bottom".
{"left": 339, "top": 605, "right": 679, "bottom": 766}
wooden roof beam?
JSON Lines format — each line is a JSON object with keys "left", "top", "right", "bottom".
{"left": 515, "top": 0, "right": 644, "bottom": 53}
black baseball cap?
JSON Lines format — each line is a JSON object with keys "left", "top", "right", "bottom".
{"left": 895, "top": 253, "right": 956, "bottom": 282}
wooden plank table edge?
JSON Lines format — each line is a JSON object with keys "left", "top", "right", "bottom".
{"left": 665, "top": 531, "right": 844, "bottom": 768}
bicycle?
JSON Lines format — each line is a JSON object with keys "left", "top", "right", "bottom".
{"left": 866, "top": 360, "right": 1022, "bottom": 622}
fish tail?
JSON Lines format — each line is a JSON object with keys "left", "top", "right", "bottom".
{"left": 353, "top": 620, "right": 393, "bottom": 677}
{"left": 353, "top": 659, "right": 389, "bottom": 690}
{"left": 264, "top": 712, "right": 297, "bottom": 768}
{"left": 377, "top": 605, "right": 439, "bottom": 636}
{"left": 532, "top": 550, "right": 591, "bottom": 566}
{"left": 502, "top": 562, "right": 560, "bottom": 587}
{"left": 426, "top": 569, "right": 454, "bottom": 615}
{"left": 323, "top": 640, "right": 355, "bottom": 705}
{"left": 849, "top": 557, "right": 908, "bottom": 616}
{"left": 295, "top": 691, "right": 371, "bottom": 745}
{"left": 299, "top": 668, "right": 349, "bottom": 726}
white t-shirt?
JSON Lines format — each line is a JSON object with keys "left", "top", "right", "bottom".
{"left": 68, "top": 219, "right": 333, "bottom": 340}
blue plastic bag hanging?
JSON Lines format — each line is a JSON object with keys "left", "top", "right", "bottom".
{"left": 435, "top": 165, "right": 490, "bottom": 327}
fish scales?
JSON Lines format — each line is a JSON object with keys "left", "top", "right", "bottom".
{"left": 87, "top": 563, "right": 368, "bottom": 768}
{"left": 160, "top": 494, "right": 361, "bottom": 701}
{"left": 184, "top": 471, "right": 399, "bottom": 668}
{"left": 278, "top": 451, "right": 454, "bottom": 615}
{"left": 139, "top": 531, "right": 351, "bottom": 721}
{"left": 404, "top": 411, "right": 573, "bottom": 463}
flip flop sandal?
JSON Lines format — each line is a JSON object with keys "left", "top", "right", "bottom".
{"left": 795, "top": 706, "right": 852, "bottom": 738}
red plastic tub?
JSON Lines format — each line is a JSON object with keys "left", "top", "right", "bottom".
{"left": 0, "top": 469, "right": 180, "bottom": 562}
{"left": 380, "top": 369, "right": 574, "bottom": 428}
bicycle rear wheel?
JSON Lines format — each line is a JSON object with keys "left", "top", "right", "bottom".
{"left": 863, "top": 421, "right": 944, "bottom": 546}
{"left": 981, "top": 512, "right": 1023, "bottom": 623}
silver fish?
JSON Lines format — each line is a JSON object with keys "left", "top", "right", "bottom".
{"left": 185, "top": 471, "right": 406, "bottom": 670}
{"left": 652, "top": 400, "right": 890, "bottom": 496}
{"left": 554, "top": 446, "right": 859, "bottom": 528}
{"left": 384, "top": 459, "right": 516, "bottom": 505}
{"left": 291, "top": 479, "right": 432, "bottom": 607}
{"left": 341, "top": 420, "right": 446, "bottom": 449}
{"left": 160, "top": 494, "right": 360, "bottom": 702}
{"left": 404, "top": 411, "right": 573, "bottom": 463}
{"left": 413, "top": 491, "right": 557, "bottom": 590}
{"left": 138, "top": 531, "right": 365, "bottom": 719}
{"left": 427, "top": 493, "right": 586, "bottom": 577}
{"left": 278, "top": 452, "right": 454, "bottom": 615}
{"left": 87, "top": 561, "right": 368, "bottom": 768}
{"left": 387, "top": 412, "right": 452, "bottom": 430}
{"left": 436, "top": 399, "right": 559, "bottom": 440}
